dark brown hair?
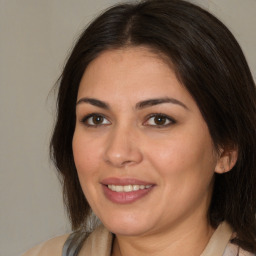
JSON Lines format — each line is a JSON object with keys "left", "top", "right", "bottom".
{"left": 50, "top": 0, "right": 256, "bottom": 252}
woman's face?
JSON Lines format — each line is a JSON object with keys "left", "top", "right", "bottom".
{"left": 73, "top": 47, "right": 220, "bottom": 236}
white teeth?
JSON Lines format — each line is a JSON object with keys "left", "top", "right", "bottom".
{"left": 133, "top": 185, "right": 140, "bottom": 191}
{"left": 124, "top": 185, "right": 133, "bottom": 192}
{"left": 115, "top": 185, "right": 123, "bottom": 192}
{"left": 107, "top": 184, "right": 152, "bottom": 192}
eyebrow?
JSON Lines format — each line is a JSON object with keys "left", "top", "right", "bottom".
{"left": 135, "top": 97, "right": 188, "bottom": 110}
{"left": 76, "top": 98, "right": 110, "bottom": 109}
{"left": 76, "top": 97, "right": 188, "bottom": 110}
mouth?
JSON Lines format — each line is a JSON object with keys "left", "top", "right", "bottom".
{"left": 107, "top": 184, "right": 152, "bottom": 192}
{"left": 101, "top": 177, "right": 155, "bottom": 204}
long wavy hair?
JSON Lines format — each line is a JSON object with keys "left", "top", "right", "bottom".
{"left": 50, "top": 0, "right": 256, "bottom": 252}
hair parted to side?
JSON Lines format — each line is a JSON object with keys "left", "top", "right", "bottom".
{"left": 50, "top": 0, "right": 256, "bottom": 252}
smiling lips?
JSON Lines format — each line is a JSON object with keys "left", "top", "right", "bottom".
{"left": 107, "top": 184, "right": 152, "bottom": 192}
{"left": 101, "top": 178, "right": 154, "bottom": 204}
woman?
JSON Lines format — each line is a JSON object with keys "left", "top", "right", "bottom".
{"left": 23, "top": 0, "right": 256, "bottom": 255}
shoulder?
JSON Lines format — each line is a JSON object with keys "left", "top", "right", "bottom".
{"left": 21, "top": 234, "right": 69, "bottom": 256}
{"left": 224, "top": 243, "right": 256, "bottom": 256}
{"left": 202, "top": 222, "right": 255, "bottom": 256}
{"left": 79, "top": 224, "right": 113, "bottom": 255}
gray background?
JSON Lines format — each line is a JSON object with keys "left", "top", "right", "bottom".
{"left": 0, "top": 1, "right": 255, "bottom": 255}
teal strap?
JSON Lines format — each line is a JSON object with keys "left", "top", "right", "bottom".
{"left": 62, "top": 232, "right": 88, "bottom": 256}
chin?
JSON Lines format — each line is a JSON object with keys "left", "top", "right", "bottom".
{"left": 101, "top": 215, "right": 152, "bottom": 236}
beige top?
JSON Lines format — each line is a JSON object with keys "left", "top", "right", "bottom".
{"left": 22, "top": 222, "right": 254, "bottom": 256}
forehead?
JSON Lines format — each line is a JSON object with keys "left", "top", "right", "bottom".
{"left": 84, "top": 47, "right": 172, "bottom": 77}
{"left": 78, "top": 47, "right": 179, "bottom": 94}
{"left": 76, "top": 47, "right": 197, "bottom": 112}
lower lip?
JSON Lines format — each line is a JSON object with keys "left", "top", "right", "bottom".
{"left": 102, "top": 185, "right": 154, "bottom": 204}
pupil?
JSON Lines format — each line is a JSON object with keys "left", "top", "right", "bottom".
{"left": 154, "top": 116, "right": 166, "bottom": 125}
{"left": 93, "top": 115, "right": 103, "bottom": 124}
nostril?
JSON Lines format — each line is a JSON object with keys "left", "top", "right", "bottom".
{"left": 122, "top": 160, "right": 133, "bottom": 165}
{"left": 103, "top": 136, "right": 143, "bottom": 167}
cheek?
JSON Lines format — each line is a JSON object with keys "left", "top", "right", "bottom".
{"left": 148, "top": 132, "right": 216, "bottom": 212}
{"left": 72, "top": 130, "right": 105, "bottom": 208}
{"left": 72, "top": 130, "right": 102, "bottom": 177}
{"left": 145, "top": 126, "right": 217, "bottom": 185}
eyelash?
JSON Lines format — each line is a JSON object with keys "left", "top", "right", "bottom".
{"left": 144, "top": 113, "right": 176, "bottom": 127}
{"left": 80, "top": 113, "right": 111, "bottom": 127}
{"left": 80, "top": 113, "right": 176, "bottom": 128}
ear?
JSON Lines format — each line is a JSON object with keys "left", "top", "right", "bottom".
{"left": 214, "top": 146, "right": 238, "bottom": 174}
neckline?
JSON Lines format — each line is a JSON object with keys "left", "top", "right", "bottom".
{"left": 200, "top": 222, "right": 233, "bottom": 256}
{"left": 77, "top": 221, "right": 233, "bottom": 256}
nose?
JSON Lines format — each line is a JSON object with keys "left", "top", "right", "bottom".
{"left": 103, "top": 125, "right": 143, "bottom": 168}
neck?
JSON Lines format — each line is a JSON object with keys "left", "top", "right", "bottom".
{"left": 112, "top": 219, "right": 214, "bottom": 256}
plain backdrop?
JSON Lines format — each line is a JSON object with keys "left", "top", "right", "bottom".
{"left": 0, "top": 1, "right": 255, "bottom": 255}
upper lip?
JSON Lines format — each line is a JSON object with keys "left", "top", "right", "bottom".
{"left": 101, "top": 177, "right": 154, "bottom": 186}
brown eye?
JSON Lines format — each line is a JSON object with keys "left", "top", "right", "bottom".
{"left": 92, "top": 115, "right": 104, "bottom": 124}
{"left": 154, "top": 116, "right": 167, "bottom": 125}
{"left": 82, "top": 114, "right": 111, "bottom": 126}
{"left": 144, "top": 114, "right": 175, "bottom": 127}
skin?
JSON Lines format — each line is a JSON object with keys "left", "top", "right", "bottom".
{"left": 72, "top": 47, "right": 237, "bottom": 256}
